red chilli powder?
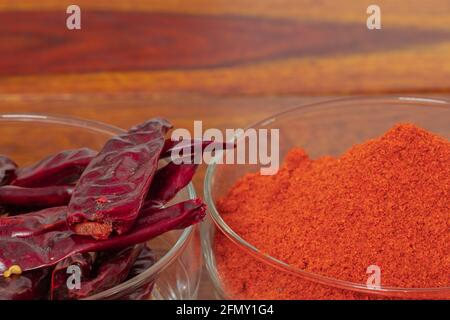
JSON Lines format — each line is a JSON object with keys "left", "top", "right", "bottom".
{"left": 214, "top": 124, "right": 450, "bottom": 299}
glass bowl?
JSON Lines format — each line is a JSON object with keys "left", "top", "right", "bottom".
{"left": 0, "top": 113, "right": 202, "bottom": 300}
{"left": 202, "top": 96, "right": 450, "bottom": 300}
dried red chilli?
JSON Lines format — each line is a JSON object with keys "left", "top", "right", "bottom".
{"left": 12, "top": 148, "right": 96, "bottom": 188}
{"left": 146, "top": 162, "right": 198, "bottom": 207}
{"left": 160, "top": 139, "right": 235, "bottom": 159}
{"left": 0, "top": 182, "right": 197, "bottom": 238}
{"left": 0, "top": 118, "right": 223, "bottom": 299}
{"left": 135, "top": 199, "right": 206, "bottom": 234}
{"left": 0, "top": 163, "right": 197, "bottom": 238}
{"left": 149, "top": 141, "right": 234, "bottom": 208}
{"left": 67, "top": 119, "right": 172, "bottom": 239}
{"left": 75, "top": 246, "right": 140, "bottom": 298}
{"left": 122, "top": 245, "right": 157, "bottom": 300}
{"left": 0, "top": 199, "right": 206, "bottom": 272}
{"left": 51, "top": 246, "right": 141, "bottom": 300}
{"left": 0, "top": 185, "right": 73, "bottom": 208}
{"left": 50, "top": 252, "right": 96, "bottom": 300}
{"left": 160, "top": 139, "right": 211, "bottom": 158}
{"left": 0, "top": 156, "right": 17, "bottom": 186}
{"left": 127, "top": 245, "right": 156, "bottom": 279}
{"left": 0, "top": 268, "right": 50, "bottom": 300}
{"left": 0, "top": 206, "right": 67, "bottom": 238}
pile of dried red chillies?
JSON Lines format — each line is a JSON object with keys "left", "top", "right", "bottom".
{"left": 0, "top": 118, "right": 220, "bottom": 300}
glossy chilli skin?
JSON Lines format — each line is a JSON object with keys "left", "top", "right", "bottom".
{"left": 0, "top": 185, "right": 73, "bottom": 209}
{"left": 0, "top": 268, "right": 50, "bottom": 300}
{"left": 50, "top": 245, "right": 156, "bottom": 300}
{"left": 50, "top": 247, "right": 140, "bottom": 300}
{"left": 0, "top": 206, "right": 67, "bottom": 238}
{"left": 12, "top": 148, "right": 97, "bottom": 188}
{"left": 147, "top": 162, "right": 198, "bottom": 207}
{"left": 67, "top": 119, "right": 172, "bottom": 239}
{"left": 122, "top": 245, "right": 157, "bottom": 300}
{"left": 0, "top": 118, "right": 230, "bottom": 299}
{"left": 0, "top": 198, "right": 205, "bottom": 299}
{"left": 0, "top": 199, "right": 206, "bottom": 273}
{"left": 50, "top": 253, "right": 95, "bottom": 300}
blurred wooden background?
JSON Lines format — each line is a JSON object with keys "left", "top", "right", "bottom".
{"left": 1, "top": 0, "right": 450, "bottom": 95}
{"left": 0, "top": 0, "right": 449, "bottom": 299}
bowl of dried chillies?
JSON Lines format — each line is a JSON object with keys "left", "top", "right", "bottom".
{"left": 0, "top": 113, "right": 218, "bottom": 300}
{"left": 202, "top": 97, "right": 450, "bottom": 300}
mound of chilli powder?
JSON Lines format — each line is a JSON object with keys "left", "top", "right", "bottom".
{"left": 214, "top": 124, "right": 450, "bottom": 299}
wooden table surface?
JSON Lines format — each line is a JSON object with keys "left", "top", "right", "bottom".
{"left": 0, "top": 0, "right": 449, "bottom": 299}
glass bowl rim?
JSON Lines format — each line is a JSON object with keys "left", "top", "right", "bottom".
{"left": 0, "top": 112, "right": 197, "bottom": 299}
{"left": 204, "top": 96, "right": 450, "bottom": 297}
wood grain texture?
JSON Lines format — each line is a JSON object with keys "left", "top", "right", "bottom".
{"left": 2, "top": 12, "right": 449, "bottom": 76}
{"left": 0, "top": 1, "right": 450, "bottom": 95}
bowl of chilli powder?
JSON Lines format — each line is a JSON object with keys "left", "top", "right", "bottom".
{"left": 201, "top": 97, "right": 450, "bottom": 300}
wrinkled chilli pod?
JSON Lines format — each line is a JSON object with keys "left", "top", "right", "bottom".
{"left": 50, "top": 252, "right": 96, "bottom": 300}
{"left": 122, "top": 245, "right": 157, "bottom": 300}
{"left": 0, "top": 206, "right": 67, "bottom": 238}
{"left": 51, "top": 246, "right": 141, "bottom": 300}
{"left": 160, "top": 139, "right": 235, "bottom": 159}
{"left": 67, "top": 119, "right": 172, "bottom": 239}
{"left": 12, "top": 148, "right": 97, "bottom": 188}
{"left": 0, "top": 199, "right": 206, "bottom": 273}
{"left": 0, "top": 268, "right": 50, "bottom": 300}
{"left": 0, "top": 185, "right": 73, "bottom": 208}
{"left": 146, "top": 162, "right": 198, "bottom": 207}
